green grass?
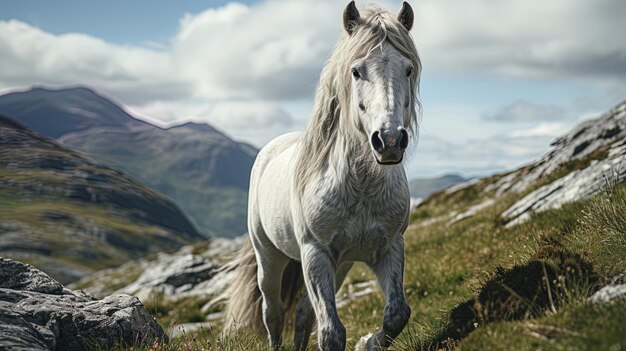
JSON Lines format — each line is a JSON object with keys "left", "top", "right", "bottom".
{"left": 143, "top": 292, "right": 213, "bottom": 329}
{"left": 459, "top": 299, "right": 626, "bottom": 351}
{"left": 85, "top": 169, "right": 626, "bottom": 350}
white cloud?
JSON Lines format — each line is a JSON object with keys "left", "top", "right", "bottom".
{"left": 132, "top": 99, "right": 299, "bottom": 146}
{"left": 0, "top": 0, "right": 624, "bottom": 178}
{"left": 171, "top": 0, "right": 341, "bottom": 100}
{"left": 0, "top": 20, "right": 188, "bottom": 104}
{"left": 2, "top": 0, "right": 623, "bottom": 105}
{"left": 406, "top": 132, "right": 553, "bottom": 177}
{"left": 508, "top": 122, "right": 567, "bottom": 138}
{"left": 484, "top": 100, "right": 567, "bottom": 122}
{"left": 413, "top": 0, "right": 626, "bottom": 82}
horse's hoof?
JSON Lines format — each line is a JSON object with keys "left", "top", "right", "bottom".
{"left": 355, "top": 333, "right": 373, "bottom": 351}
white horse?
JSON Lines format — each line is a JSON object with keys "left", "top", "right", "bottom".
{"left": 222, "top": 2, "right": 421, "bottom": 350}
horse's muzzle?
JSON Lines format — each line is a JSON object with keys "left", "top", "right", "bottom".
{"left": 370, "top": 128, "right": 408, "bottom": 165}
{"left": 375, "top": 153, "right": 404, "bottom": 165}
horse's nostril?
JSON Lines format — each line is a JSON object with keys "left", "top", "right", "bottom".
{"left": 398, "top": 129, "right": 409, "bottom": 150}
{"left": 371, "top": 131, "right": 385, "bottom": 154}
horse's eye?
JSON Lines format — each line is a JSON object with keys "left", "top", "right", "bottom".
{"left": 406, "top": 67, "right": 413, "bottom": 77}
{"left": 351, "top": 68, "right": 361, "bottom": 79}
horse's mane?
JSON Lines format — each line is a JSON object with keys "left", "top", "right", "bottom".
{"left": 294, "top": 6, "right": 421, "bottom": 195}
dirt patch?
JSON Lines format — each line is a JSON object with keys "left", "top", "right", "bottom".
{"left": 427, "top": 244, "right": 598, "bottom": 349}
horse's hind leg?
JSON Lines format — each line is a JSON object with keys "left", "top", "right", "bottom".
{"left": 358, "top": 235, "right": 410, "bottom": 351}
{"left": 293, "top": 262, "right": 353, "bottom": 351}
{"left": 251, "top": 232, "right": 290, "bottom": 348}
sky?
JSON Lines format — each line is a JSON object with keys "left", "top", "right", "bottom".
{"left": 1, "top": 0, "right": 625, "bottom": 179}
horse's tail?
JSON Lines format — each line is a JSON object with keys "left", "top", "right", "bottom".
{"left": 220, "top": 235, "right": 304, "bottom": 334}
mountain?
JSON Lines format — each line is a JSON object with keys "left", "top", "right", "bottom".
{"left": 0, "top": 87, "right": 258, "bottom": 238}
{"left": 71, "top": 100, "right": 626, "bottom": 349}
{"left": 408, "top": 174, "right": 467, "bottom": 199}
{"left": 0, "top": 116, "right": 202, "bottom": 283}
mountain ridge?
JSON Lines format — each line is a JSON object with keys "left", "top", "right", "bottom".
{"left": 0, "top": 115, "right": 203, "bottom": 283}
{"left": 409, "top": 173, "right": 467, "bottom": 200}
{"left": 0, "top": 86, "right": 258, "bottom": 238}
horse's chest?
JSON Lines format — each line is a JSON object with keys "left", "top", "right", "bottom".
{"left": 303, "top": 181, "right": 408, "bottom": 261}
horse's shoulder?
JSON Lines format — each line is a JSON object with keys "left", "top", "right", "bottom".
{"left": 252, "top": 132, "right": 302, "bottom": 179}
{"left": 259, "top": 132, "right": 302, "bottom": 157}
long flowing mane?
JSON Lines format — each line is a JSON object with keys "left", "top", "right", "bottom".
{"left": 294, "top": 6, "right": 421, "bottom": 194}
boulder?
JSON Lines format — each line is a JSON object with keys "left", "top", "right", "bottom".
{"left": 0, "top": 257, "right": 64, "bottom": 294}
{"left": 0, "top": 257, "right": 166, "bottom": 350}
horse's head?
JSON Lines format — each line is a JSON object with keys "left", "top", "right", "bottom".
{"left": 343, "top": 1, "right": 418, "bottom": 165}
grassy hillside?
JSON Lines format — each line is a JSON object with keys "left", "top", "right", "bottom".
{"left": 75, "top": 101, "right": 626, "bottom": 350}
{"left": 0, "top": 87, "right": 258, "bottom": 238}
{"left": 338, "top": 170, "right": 625, "bottom": 350}
{"left": 89, "top": 166, "right": 625, "bottom": 351}
{"left": 0, "top": 116, "right": 202, "bottom": 283}
{"left": 59, "top": 122, "right": 256, "bottom": 238}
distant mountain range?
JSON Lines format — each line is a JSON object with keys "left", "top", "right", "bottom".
{"left": 409, "top": 174, "right": 467, "bottom": 199}
{"left": 0, "top": 116, "right": 203, "bottom": 283}
{"left": 0, "top": 87, "right": 257, "bottom": 238}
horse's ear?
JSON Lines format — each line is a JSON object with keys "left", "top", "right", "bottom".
{"left": 343, "top": 1, "right": 360, "bottom": 35}
{"left": 397, "top": 1, "right": 414, "bottom": 31}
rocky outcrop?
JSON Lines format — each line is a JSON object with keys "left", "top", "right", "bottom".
{"left": 0, "top": 257, "right": 166, "bottom": 350}
{"left": 449, "top": 198, "right": 495, "bottom": 224}
{"left": 500, "top": 101, "right": 626, "bottom": 226}
{"left": 503, "top": 139, "right": 626, "bottom": 226}
{"left": 71, "top": 237, "right": 246, "bottom": 300}
{"left": 490, "top": 101, "right": 626, "bottom": 196}
{"left": 119, "top": 253, "right": 221, "bottom": 301}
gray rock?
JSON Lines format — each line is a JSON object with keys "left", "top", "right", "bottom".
{"left": 444, "top": 178, "right": 480, "bottom": 195}
{"left": 503, "top": 138, "right": 626, "bottom": 226}
{"left": 72, "top": 238, "right": 246, "bottom": 302}
{"left": 590, "top": 284, "right": 626, "bottom": 304}
{"left": 449, "top": 198, "right": 495, "bottom": 224}
{"left": 488, "top": 101, "right": 626, "bottom": 197}
{"left": 336, "top": 280, "right": 377, "bottom": 309}
{"left": 120, "top": 253, "right": 220, "bottom": 301}
{"left": 0, "top": 257, "right": 63, "bottom": 294}
{"left": 0, "top": 257, "right": 166, "bottom": 350}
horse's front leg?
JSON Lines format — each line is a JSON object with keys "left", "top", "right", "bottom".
{"left": 293, "top": 261, "right": 353, "bottom": 351}
{"left": 300, "top": 241, "right": 346, "bottom": 351}
{"left": 358, "top": 235, "right": 411, "bottom": 351}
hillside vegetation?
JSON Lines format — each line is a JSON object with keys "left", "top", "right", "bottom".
{"left": 0, "top": 116, "right": 202, "bottom": 283}
{"left": 89, "top": 151, "right": 626, "bottom": 351}
{"left": 74, "top": 101, "right": 626, "bottom": 350}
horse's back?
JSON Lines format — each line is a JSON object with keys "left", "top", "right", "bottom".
{"left": 248, "top": 132, "right": 302, "bottom": 260}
